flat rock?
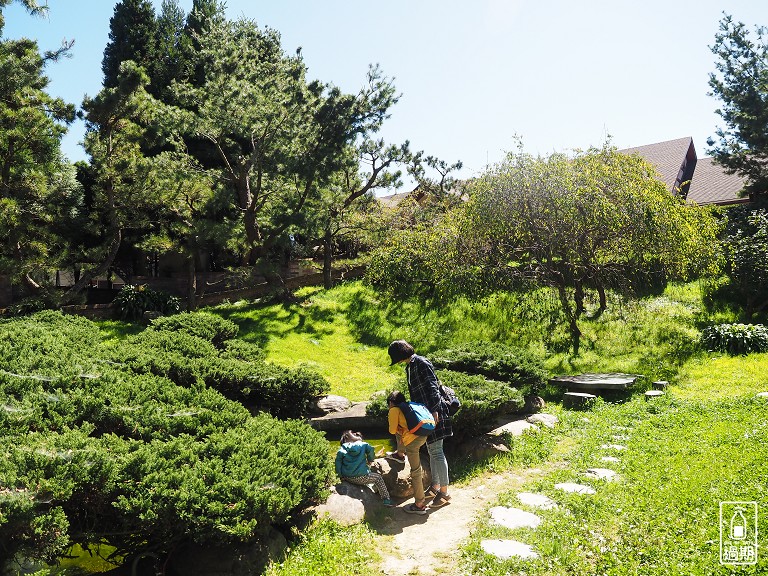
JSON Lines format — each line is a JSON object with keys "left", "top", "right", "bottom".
{"left": 309, "top": 401, "right": 384, "bottom": 431}
{"left": 517, "top": 492, "right": 558, "bottom": 510}
{"left": 584, "top": 468, "right": 618, "bottom": 481}
{"left": 481, "top": 539, "right": 539, "bottom": 560}
{"left": 554, "top": 482, "right": 596, "bottom": 495}
{"left": 550, "top": 372, "right": 639, "bottom": 392}
{"left": 489, "top": 418, "right": 538, "bottom": 437}
{"left": 600, "top": 444, "right": 627, "bottom": 451}
{"left": 489, "top": 506, "right": 542, "bottom": 529}
{"left": 526, "top": 413, "right": 558, "bottom": 428}
{"left": 311, "top": 394, "right": 351, "bottom": 414}
{"left": 600, "top": 456, "right": 620, "bottom": 463}
{"left": 757, "top": 392, "right": 768, "bottom": 398}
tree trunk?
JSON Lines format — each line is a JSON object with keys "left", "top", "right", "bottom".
{"left": 557, "top": 282, "right": 581, "bottom": 355}
{"left": 323, "top": 228, "right": 333, "bottom": 289}
{"left": 186, "top": 251, "right": 197, "bottom": 311}
{"left": 574, "top": 281, "right": 585, "bottom": 316}
{"left": 62, "top": 227, "right": 122, "bottom": 304}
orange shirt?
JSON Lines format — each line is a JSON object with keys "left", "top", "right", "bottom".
{"left": 388, "top": 406, "right": 420, "bottom": 446}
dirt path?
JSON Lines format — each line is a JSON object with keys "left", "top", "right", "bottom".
{"left": 368, "top": 464, "right": 556, "bottom": 575}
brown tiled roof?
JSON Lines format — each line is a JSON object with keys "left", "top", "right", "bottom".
{"left": 686, "top": 157, "right": 748, "bottom": 205}
{"left": 620, "top": 136, "right": 694, "bottom": 192}
{"left": 621, "top": 136, "right": 748, "bottom": 206}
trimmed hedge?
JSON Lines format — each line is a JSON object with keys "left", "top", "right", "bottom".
{"left": 110, "top": 329, "right": 328, "bottom": 419}
{"left": 148, "top": 311, "right": 239, "bottom": 348}
{"left": 0, "top": 312, "right": 333, "bottom": 566}
{"left": 430, "top": 341, "right": 547, "bottom": 395}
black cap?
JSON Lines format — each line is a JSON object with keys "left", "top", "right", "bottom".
{"left": 388, "top": 340, "right": 414, "bottom": 365}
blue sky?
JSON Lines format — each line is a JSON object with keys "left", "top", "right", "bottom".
{"left": 4, "top": 0, "right": 768, "bottom": 188}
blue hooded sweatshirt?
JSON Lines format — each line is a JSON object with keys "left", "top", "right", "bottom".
{"left": 335, "top": 440, "right": 375, "bottom": 478}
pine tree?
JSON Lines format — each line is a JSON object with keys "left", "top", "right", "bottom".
{"left": 708, "top": 13, "right": 768, "bottom": 198}
{"left": 101, "top": 0, "right": 158, "bottom": 89}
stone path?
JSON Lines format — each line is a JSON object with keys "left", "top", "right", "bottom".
{"left": 479, "top": 423, "right": 630, "bottom": 563}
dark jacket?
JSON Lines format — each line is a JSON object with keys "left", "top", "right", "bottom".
{"left": 406, "top": 354, "right": 452, "bottom": 443}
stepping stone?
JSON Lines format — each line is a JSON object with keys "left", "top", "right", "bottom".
{"left": 489, "top": 506, "right": 542, "bottom": 530}
{"left": 563, "top": 392, "right": 597, "bottom": 409}
{"left": 644, "top": 390, "right": 665, "bottom": 400}
{"left": 554, "top": 482, "right": 596, "bottom": 495}
{"left": 612, "top": 434, "right": 629, "bottom": 441}
{"left": 481, "top": 539, "right": 539, "bottom": 560}
{"left": 600, "top": 444, "right": 627, "bottom": 451}
{"left": 757, "top": 392, "right": 768, "bottom": 399}
{"left": 652, "top": 380, "right": 669, "bottom": 390}
{"left": 526, "top": 413, "right": 558, "bottom": 428}
{"left": 584, "top": 468, "right": 618, "bottom": 481}
{"left": 517, "top": 492, "right": 558, "bottom": 510}
{"left": 600, "top": 456, "right": 620, "bottom": 463}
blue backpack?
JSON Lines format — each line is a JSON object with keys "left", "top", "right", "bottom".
{"left": 398, "top": 402, "right": 436, "bottom": 436}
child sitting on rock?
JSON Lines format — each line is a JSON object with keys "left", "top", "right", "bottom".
{"left": 335, "top": 430, "right": 394, "bottom": 506}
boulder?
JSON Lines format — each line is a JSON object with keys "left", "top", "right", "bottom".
{"left": 522, "top": 394, "right": 546, "bottom": 413}
{"left": 452, "top": 435, "right": 511, "bottom": 460}
{"left": 372, "top": 456, "right": 431, "bottom": 499}
{"left": 310, "top": 394, "right": 352, "bottom": 415}
{"left": 526, "top": 413, "right": 558, "bottom": 428}
{"left": 313, "top": 490, "right": 367, "bottom": 526}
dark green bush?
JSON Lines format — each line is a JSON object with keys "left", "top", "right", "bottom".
{"left": 0, "top": 311, "right": 103, "bottom": 382}
{"left": 110, "top": 327, "right": 329, "bottom": 419}
{"left": 0, "top": 313, "right": 333, "bottom": 565}
{"left": 114, "top": 285, "right": 181, "bottom": 321}
{"left": 367, "top": 369, "right": 524, "bottom": 442}
{"left": 196, "top": 358, "right": 328, "bottom": 419}
{"left": 149, "top": 311, "right": 239, "bottom": 348}
{"left": 700, "top": 323, "right": 768, "bottom": 355}
{"left": 430, "top": 340, "right": 547, "bottom": 394}
{"left": 220, "top": 339, "right": 267, "bottom": 363}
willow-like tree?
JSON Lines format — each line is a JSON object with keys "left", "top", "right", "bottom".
{"left": 369, "top": 145, "right": 722, "bottom": 354}
{"left": 462, "top": 145, "right": 722, "bottom": 353}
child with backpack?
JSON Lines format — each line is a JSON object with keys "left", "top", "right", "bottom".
{"left": 335, "top": 430, "right": 394, "bottom": 507}
{"left": 386, "top": 391, "right": 429, "bottom": 514}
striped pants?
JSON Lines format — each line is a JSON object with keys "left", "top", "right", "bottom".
{"left": 342, "top": 472, "right": 390, "bottom": 500}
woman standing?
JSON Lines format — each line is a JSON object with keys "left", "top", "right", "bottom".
{"left": 387, "top": 340, "right": 452, "bottom": 508}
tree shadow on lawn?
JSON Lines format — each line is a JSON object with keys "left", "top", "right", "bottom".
{"left": 343, "top": 289, "right": 454, "bottom": 348}
{"left": 215, "top": 301, "right": 338, "bottom": 348}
